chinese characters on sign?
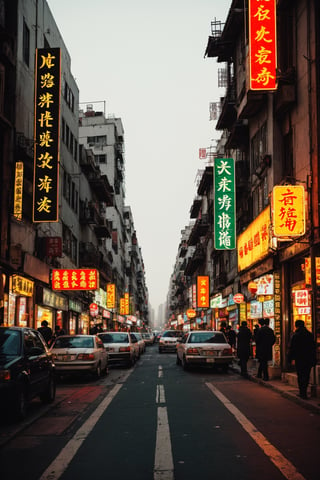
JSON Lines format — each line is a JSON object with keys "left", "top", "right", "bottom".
{"left": 14, "top": 162, "right": 24, "bottom": 221}
{"left": 197, "top": 276, "right": 209, "bottom": 308}
{"left": 45, "top": 237, "right": 62, "bottom": 257}
{"left": 237, "top": 207, "right": 270, "bottom": 271}
{"left": 214, "top": 158, "right": 236, "bottom": 250}
{"left": 272, "top": 185, "right": 306, "bottom": 237}
{"left": 52, "top": 269, "right": 98, "bottom": 291}
{"left": 249, "top": 0, "right": 277, "bottom": 91}
{"left": 107, "top": 283, "right": 116, "bottom": 309}
{"left": 293, "top": 289, "right": 309, "bottom": 307}
{"left": 33, "top": 48, "right": 61, "bottom": 222}
{"left": 124, "top": 292, "right": 130, "bottom": 315}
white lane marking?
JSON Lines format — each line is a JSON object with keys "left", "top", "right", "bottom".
{"left": 156, "top": 384, "right": 166, "bottom": 404}
{"left": 158, "top": 366, "right": 163, "bottom": 378}
{"left": 154, "top": 406, "right": 174, "bottom": 480}
{"left": 206, "top": 383, "right": 306, "bottom": 480}
{"left": 40, "top": 375, "right": 130, "bottom": 480}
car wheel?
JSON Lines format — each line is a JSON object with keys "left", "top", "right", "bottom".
{"left": 176, "top": 354, "right": 181, "bottom": 365}
{"left": 13, "top": 386, "right": 28, "bottom": 420}
{"left": 182, "top": 356, "right": 189, "bottom": 371}
{"left": 40, "top": 375, "right": 56, "bottom": 403}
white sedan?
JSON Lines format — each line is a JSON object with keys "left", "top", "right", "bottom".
{"left": 176, "top": 330, "right": 234, "bottom": 371}
{"left": 50, "top": 334, "right": 108, "bottom": 378}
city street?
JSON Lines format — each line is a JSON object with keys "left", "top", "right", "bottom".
{"left": 0, "top": 345, "right": 319, "bottom": 480}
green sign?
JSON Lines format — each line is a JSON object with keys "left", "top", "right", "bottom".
{"left": 214, "top": 158, "right": 236, "bottom": 249}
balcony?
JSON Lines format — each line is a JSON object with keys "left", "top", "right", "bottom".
{"left": 190, "top": 196, "right": 202, "bottom": 219}
{"left": 197, "top": 167, "right": 213, "bottom": 196}
{"left": 188, "top": 215, "right": 210, "bottom": 246}
{"left": 87, "top": 173, "right": 114, "bottom": 205}
{"left": 225, "top": 120, "right": 249, "bottom": 150}
{"left": 216, "top": 81, "right": 237, "bottom": 130}
{"left": 94, "top": 218, "right": 112, "bottom": 238}
{"left": 184, "top": 244, "right": 206, "bottom": 275}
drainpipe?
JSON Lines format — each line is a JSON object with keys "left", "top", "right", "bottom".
{"left": 306, "top": 0, "right": 317, "bottom": 397}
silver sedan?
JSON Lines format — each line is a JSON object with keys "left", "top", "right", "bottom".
{"left": 176, "top": 330, "right": 234, "bottom": 371}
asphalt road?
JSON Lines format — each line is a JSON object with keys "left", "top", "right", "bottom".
{"left": 1, "top": 345, "right": 320, "bottom": 480}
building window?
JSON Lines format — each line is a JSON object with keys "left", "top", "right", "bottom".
{"left": 251, "top": 123, "right": 267, "bottom": 173}
{"left": 95, "top": 154, "right": 106, "bottom": 164}
{"left": 87, "top": 135, "right": 107, "bottom": 146}
{"left": 23, "top": 19, "right": 30, "bottom": 67}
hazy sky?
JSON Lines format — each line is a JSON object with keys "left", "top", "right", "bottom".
{"left": 47, "top": 0, "right": 231, "bottom": 314}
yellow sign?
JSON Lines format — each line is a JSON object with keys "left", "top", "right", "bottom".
{"left": 11, "top": 275, "right": 34, "bottom": 297}
{"left": 304, "top": 257, "right": 320, "bottom": 285}
{"left": 237, "top": 207, "right": 270, "bottom": 271}
{"left": 107, "top": 283, "right": 116, "bottom": 309}
{"left": 14, "top": 162, "right": 24, "bottom": 221}
{"left": 272, "top": 185, "right": 306, "bottom": 237}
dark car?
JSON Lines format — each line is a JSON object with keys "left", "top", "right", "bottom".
{"left": 0, "top": 326, "right": 56, "bottom": 420}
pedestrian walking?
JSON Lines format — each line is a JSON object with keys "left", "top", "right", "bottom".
{"left": 236, "top": 321, "right": 252, "bottom": 377}
{"left": 226, "top": 325, "right": 236, "bottom": 350}
{"left": 255, "top": 318, "right": 276, "bottom": 381}
{"left": 38, "top": 320, "right": 53, "bottom": 346}
{"left": 287, "top": 319, "right": 317, "bottom": 399}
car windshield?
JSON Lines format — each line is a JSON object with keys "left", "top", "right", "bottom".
{"left": 188, "top": 332, "right": 227, "bottom": 344}
{"left": 0, "top": 329, "right": 21, "bottom": 356}
{"left": 142, "top": 334, "right": 150, "bottom": 338}
{"left": 162, "top": 331, "right": 183, "bottom": 338}
{"left": 53, "top": 336, "right": 94, "bottom": 349}
{"left": 99, "top": 333, "right": 129, "bottom": 343}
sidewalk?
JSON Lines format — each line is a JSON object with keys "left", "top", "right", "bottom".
{"left": 231, "top": 360, "right": 320, "bottom": 415}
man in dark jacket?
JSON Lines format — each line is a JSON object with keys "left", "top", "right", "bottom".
{"left": 287, "top": 320, "right": 317, "bottom": 399}
{"left": 237, "top": 321, "right": 252, "bottom": 377}
{"left": 255, "top": 318, "right": 276, "bottom": 381}
{"left": 38, "top": 320, "right": 53, "bottom": 346}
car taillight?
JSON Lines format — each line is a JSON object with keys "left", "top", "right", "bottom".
{"left": 222, "top": 348, "right": 233, "bottom": 355}
{"left": 77, "top": 353, "right": 95, "bottom": 360}
{"left": 119, "top": 346, "right": 131, "bottom": 352}
{"left": 186, "top": 348, "right": 199, "bottom": 355}
{"left": 0, "top": 369, "right": 10, "bottom": 381}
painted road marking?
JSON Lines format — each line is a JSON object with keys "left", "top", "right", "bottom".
{"left": 206, "top": 383, "right": 306, "bottom": 480}
{"left": 158, "top": 365, "right": 163, "bottom": 378}
{"left": 156, "top": 384, "right": 166, "bottom": 404}
{"left": 154, "top": 406, "right": 174, "bottom": 480}
{"left": 39, "top": 372, "right": 132, "bottom": 480}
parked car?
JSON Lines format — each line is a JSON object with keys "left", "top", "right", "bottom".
{"left": 158, "top": 330, "right": 184, "bottom": 353}
{"left": 176, "top": 330, "right": 234, "bottom": 371}
{"left": 141, "top": 332, "right": 154, "bottom": 346}
{"left": 98, "top": 331, "right": 138, "bottom": 367}
{"left": 130, "top": 332, "right": 146, "bottom": 355}
{"left": 0, "top": 326, "right": 56, "bottom": 420}
{"left": 50, "top": 335, "right": 108, "bottom": 378}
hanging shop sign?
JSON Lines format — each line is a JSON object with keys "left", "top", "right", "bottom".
{"left": 42, "top": 287, "right": 68, "bottom": 310}
{"left": 210, "top": 293, "right": 222, "bottom": 309}
{"left": 119, "top": 297, "right": 125, "bottom": 315}
{"left": 11, "top": 275, "right": 34, "bottom": 297}
{"left": 293, "top": 289, "right": 309, "bottom": 307}
{"left": 33, "top": 48, "right": 61, "bottom": 222}
{"left": 89, "top": 303, "right": 99, "bottom": 317}
{"left": 186, "top": 308, "right": 196, "bottom": 319}
{"left": 51, "top": 269, "right": 98, "bottom": 290}
{"left": 238, "top": 207, "right": 270, "bottom": 271}
{"left": 248, "top": 281, "right": 258, "bottom": 295}
{"left": 272, "top": 185, "right": 306, "bottom": 237}
{"left": 233, "top": 293, "right": 244, "bottom": 304}
{"left": 13, "top": 162, "right": 23, "bottom": 221}
{"left": 45, "top": 237, "right": 62, "bottom": 257}
{"left": 106, "top": 283, "right": 116, "bottom": 309}
{"left": 249, "top": 0, "right": 277, "bottom": 91}
{"left": 124, "top": 292, "right": 130, "bottom": 315}
{"left": 256, "top": 274, "right": 274, "bottom": 295}
{"left": 214, "top": 158, "right": 236, "bottom": 250}
{"left": 197, "top": 276, "right": 209, "bottom": 308}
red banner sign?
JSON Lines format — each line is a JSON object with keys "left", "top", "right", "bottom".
{"left": 249, "top": 0, "right": 277, "bottom": 91}
{"left": 52, "top": 269, "right": 98, "bottom": 290}
{"left": 197, "top": 276, "right": 209, "bottom": 308}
